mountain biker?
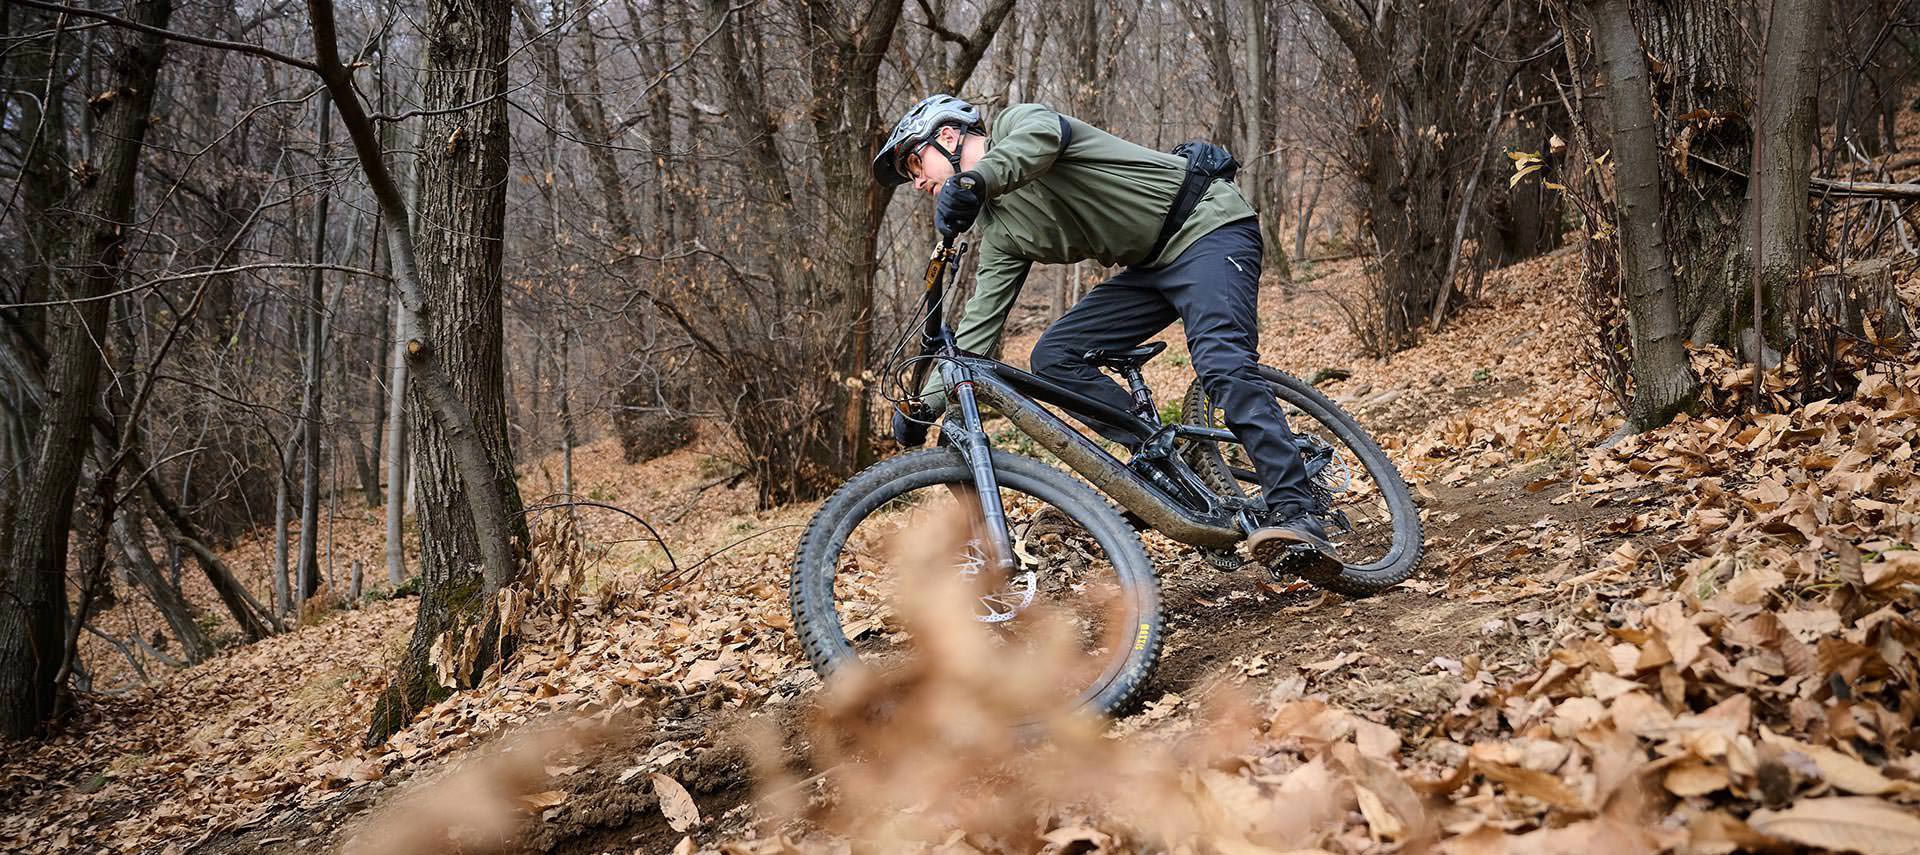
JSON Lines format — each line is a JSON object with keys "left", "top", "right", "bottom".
{"left": 873, "top": 94, "right": 1338, "bottom": 575}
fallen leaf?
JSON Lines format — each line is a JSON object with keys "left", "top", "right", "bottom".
{"left": 1041, "top": 825, "right": 1112, "bottom": 849}
{"left": 1355, "top": 784, "right": 1407, "bottom": 840}
{"left": 1759, "top": 730, "right": 1905, "bottom": 796}
{"left": 518, "top": 789, "right": 568, "bottom": 810}
{"left": 651, "top": 772, "right": 701, "bottom": 832}
{"left": 1663, "top": 761, "right": 1728, "bottom": 797}
{"left": 1747, "top": 796, "right": 1920, "bottom": 855}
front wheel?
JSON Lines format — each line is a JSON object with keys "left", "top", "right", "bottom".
{"left": 789, "top": 448, "right": 1163, "bottom": 718}
{"left": 1181, "top": 367, "right": 1424, "bottom": 597}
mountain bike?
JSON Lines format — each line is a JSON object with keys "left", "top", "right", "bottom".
{"left": 789, "top": 231, "right": 1424, "bottom": 717}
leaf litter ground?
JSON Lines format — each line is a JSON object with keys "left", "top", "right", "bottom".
{"left": 3, "top": 243, "right": 1918, "bottom": 854}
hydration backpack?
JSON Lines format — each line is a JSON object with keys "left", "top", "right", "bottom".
{"left": 1144, "top": 140, "right": 1240, "bottom": 267}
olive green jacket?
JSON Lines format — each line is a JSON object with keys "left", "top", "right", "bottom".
{"left": 922, "top": 103, "right": 1256, "bottom": 406}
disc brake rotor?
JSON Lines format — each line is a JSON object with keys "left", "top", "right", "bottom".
{"left": 956, "top": 538, "right": 1037, "bottom": 623}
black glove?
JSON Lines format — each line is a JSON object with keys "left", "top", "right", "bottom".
{"left": 891, "top": 408, "right": 930, "bottom": 448}
{"left": 934, "top": 171, "right": 985, "bottom": 239}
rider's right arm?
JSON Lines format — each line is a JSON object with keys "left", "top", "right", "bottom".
{"left": 917, "top": 246, "right": 1033, "bottom": 409}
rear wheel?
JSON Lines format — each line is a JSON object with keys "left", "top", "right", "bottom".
{"left": 789, "top": 448, "right": 1163, "bottom": 718}
{"left": 1180, "top": 367, "right": 1423, "bottom": 597}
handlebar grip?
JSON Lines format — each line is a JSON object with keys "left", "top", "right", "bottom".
{"left": 956, "top": 174, "right": 977, "bottom": 191}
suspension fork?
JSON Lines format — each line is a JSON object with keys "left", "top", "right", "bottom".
{"left": 942, "top": 362, "right": 1017, "bottom": 573}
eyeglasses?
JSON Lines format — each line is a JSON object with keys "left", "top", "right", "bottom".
{"left": 895, "top": 138, "right": 936, "bottom": 179}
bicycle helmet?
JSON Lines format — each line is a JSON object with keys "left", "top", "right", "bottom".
{"left": 872, "top": 94, "right": 984, "bottom": 187}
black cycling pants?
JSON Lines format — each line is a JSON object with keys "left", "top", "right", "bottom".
{"left": 1028, "top": 218, "right": 1316, "bottom": 519}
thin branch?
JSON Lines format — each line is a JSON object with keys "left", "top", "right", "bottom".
{"left": 372, "top": 79, "right": 534, "bottom": 123}
{"left": 520, "top": 497, "right": 678, "bottom": 575}
{"left": 1691, "top": 152, "right": 1920, "bottom": 201}
{"left": 0, "top": 263, "right": 386, "bottom": 308}
{"left": 7, "top": 0, "right": 319, "bottom": 71}
{"left": 913, "top": 0, "right": 973, "bottom": 48}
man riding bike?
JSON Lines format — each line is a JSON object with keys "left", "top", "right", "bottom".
{"left": 873, "top": 94, "right": 1337, "bottom": 576}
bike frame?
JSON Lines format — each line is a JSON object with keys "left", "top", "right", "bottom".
{"left": 904, "top": 239, "right": 1256, "bottom": 569}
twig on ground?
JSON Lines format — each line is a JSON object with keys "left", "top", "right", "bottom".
{"left": 521, "top": 496, "right": 679, "bottom": 575}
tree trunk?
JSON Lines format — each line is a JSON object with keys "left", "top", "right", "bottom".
{"left": 1241, "top": 0, "right": 1291, "bottom": 280}
{"left": 559, "top": 328, "right": 576, "bottom": 502}
{"left": 297, "top": 100, "right": 332, "bottom": 603}
{"left": 1748, "top": 0, "right": 1829, "bottom": 350}
{"left": 272, "top": 434, "right": 296, "bottom": 613}
{"left": 113, "top": 515, "right": 214, "bottom": 665}
{"left": 1, "top": 9, "right": 74, "bottom": 574}
{"left": 168, "top": 532, "right": 278, "bottom": 635}
{"left": 384, "top": 279, "right": 410, "bottom": 588}
{"left": 1306, "top": 0, "right": 1479, "bottom": 351}
{"left": 516, "top": 0, "right": 635, "bottom": 241}
{"left": 1591, "top": 0, "right": 1700, "bottom": 431}
{"left": 1640, "top": 0, "right": 1755, "bottom": 352}
{"left": 0, "top": 0, "right": 172, "bottom": 738}
{"left": 360, "top": 210, "right": 389, "bottom": 508}
{"left": 1070, "top": 0, "right": 1102, "bottom": 125}
{"left": 1294, "top": 160, "right": 1326, "bottom": 261}
{"left": 354, "top": 0, "right": 527, "bottom": 744}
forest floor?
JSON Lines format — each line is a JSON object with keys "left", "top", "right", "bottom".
{"left": 3, "top": 241, "right": 1919, "bottom": 855}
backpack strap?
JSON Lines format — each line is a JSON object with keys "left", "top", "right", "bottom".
{"left": 1141, "top": 152, "right": 1212, "bottom": 268}
{"left": 1056, "top": 114, "right": 1074, "bottom": 159}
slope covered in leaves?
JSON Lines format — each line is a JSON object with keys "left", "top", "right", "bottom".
{"left": 3, "top": 239, "right": 1917, "bottom": 854}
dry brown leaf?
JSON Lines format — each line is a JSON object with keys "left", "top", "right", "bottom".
{"left": 1683, "top": 810, "right": 1776, "bottom": 855}
{"left": 1354, "top": 784, "right": 1407, "bottom": 840}
{"left": 1588, "top": 671, "right": 1643, "bottom": 701}
{"left": 651, "top": 772, "right": 702, "bottom": 832}
{"left": 1476, "top": 760, "right": 1586, "bottom": 811}
{"left": 518, "top": 789, "right": 568, "bottom": 810}
{"left": 1661, "top": 761, "right": 1728, "bottom": 797}
{"left": 1759, "top": 730, "right": 1905, "bottom": 796}
{"left": 1747, "top": 796, "right": 1920, "bottom": 855}
{"left": 1440, "top": 823, "right": 1512, "bottom": 855}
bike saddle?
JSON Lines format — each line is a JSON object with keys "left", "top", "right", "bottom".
{"left": 1084, "top": 341, "right": 1167, "bottom": 371}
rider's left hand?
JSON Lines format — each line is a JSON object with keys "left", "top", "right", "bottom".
{"left": 935, "top": 171, "right": 985, "bottom": 239}
{"left": 891, "top": 408, "right": 930, "bottom": 448}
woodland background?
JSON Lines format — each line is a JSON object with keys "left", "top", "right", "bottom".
{"left": 2, "top": 0, "right": 1920, "bottom": 852}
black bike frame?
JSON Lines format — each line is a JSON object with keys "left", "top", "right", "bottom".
{"left": 904, "top": 238, "right": 1252, "bottom": 564}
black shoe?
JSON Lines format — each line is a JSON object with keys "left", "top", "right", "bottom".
{"left": 892, "top": 409, "right": 930, "bottom": 448}
{"left": 1246, "top": 513, "right": 1342, "bottom": 585}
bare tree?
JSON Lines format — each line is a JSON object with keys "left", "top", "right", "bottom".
{"left": 1, "top": 0, "right": 174, "bottom": 738}
{"left": 1588, "top": 0, "right": 1700, "bottom": 431}
{"left": 1303, "top": 0, "right": 1523, "bottom": 351}
{"left": 1749, "top": 0, "right": 1831, "bottom": 349}
{"left": 340, "top": 0, "right": 530, "bottom": 743}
